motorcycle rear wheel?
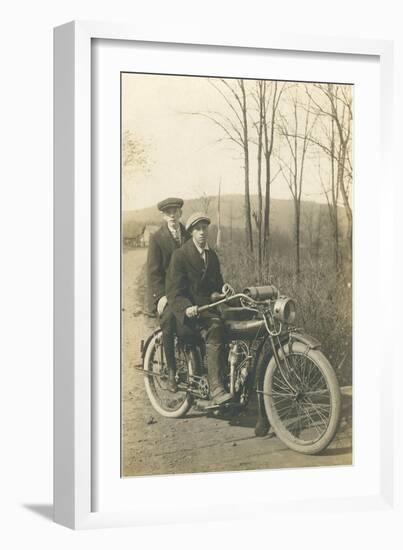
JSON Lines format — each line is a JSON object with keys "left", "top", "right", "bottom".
{"left": 263, "top": 341, "right": 341, "bottom": 455}
{"left": 143, "top": 331, "right": 194, "bottom": 418}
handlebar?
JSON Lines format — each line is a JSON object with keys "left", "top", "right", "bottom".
{"left": 188, "top": 283, "right": 294, "bottom": 332}
{"left": 197, "top": 291, "right": 264, "bottom": 314}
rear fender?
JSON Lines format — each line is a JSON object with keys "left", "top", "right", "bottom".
{"left": 140, "top": 328, "right": 162, "bottom": 362}
{"left": 140, "top": 329, "right": 204, "bottom": 375}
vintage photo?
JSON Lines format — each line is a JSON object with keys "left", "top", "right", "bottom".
{"left": 121, "top": 73, "right": 352, "bottom": 477}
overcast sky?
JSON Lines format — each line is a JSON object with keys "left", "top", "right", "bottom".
{"left": 122, "top": 73, "right": 352, "bottom": 211}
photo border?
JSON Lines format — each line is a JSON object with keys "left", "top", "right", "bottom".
{"left": 54, "top": 20, "right": 396, "bottom": 529}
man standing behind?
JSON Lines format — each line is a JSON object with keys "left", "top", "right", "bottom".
{"left": 147, "top": 197, "right": 190, "bottom": 392}
{"left": 166, "top": 212, "right": 232, "bottom": 405}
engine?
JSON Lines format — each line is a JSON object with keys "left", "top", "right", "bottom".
{"left": 228, "top": 340, "right": 250, "bottom": 403}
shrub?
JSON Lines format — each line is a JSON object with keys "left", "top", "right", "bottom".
{"left": 219, "top": 242, "right": 352, "bottom": 386}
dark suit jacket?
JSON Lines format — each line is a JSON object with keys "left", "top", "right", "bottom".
{"left": 166, "top": 238, "right": 224, "bottom": 325}
{"left": 147, "top": 222, "right": 189, "bottom": 312}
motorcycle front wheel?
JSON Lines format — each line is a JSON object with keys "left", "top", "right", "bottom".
{"left": 143, "top": 331, "right": 194, "bottom": 418}
{"left": 263, "top": 341, "right": 341, "bottom": 455}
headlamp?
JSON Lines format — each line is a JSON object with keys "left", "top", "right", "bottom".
{"left": 273, "top": 296, "right": 296, "bottom": 324}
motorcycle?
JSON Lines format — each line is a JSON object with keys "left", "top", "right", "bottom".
{"left": 138, "top": 283, "right": 341, "bottom": 455}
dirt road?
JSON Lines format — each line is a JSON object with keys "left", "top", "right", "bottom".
{"left": 122, "top": 248, "right": 352, "bottom": 477}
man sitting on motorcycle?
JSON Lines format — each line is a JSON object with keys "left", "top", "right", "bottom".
{"left": 166, "top": 212, "right": 232, "bottom": 406}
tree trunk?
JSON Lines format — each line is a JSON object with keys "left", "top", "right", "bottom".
{"left": 229, "top": 200, "right": 233, "bottom": 242}
{"left": 338, "top": 145, "right": 352, "bottom": 261}
{"left": 315, "top": 209, "right": 323, "bottom": 260}
{"left": 256, "top": 82, "right": 264, "bottom": 275}
{"left": 334, "top": 213, "right": 339, "bottom": 271}
{"left": 240, "top": 80, "right": 253, "bottom": 253}
{"left": 263, "top": 147, "right": 271, "bottom": 264}
{"left": 216, "top": 180, "right": 221, "bottom": 250}
{"left": 332, "top": 126, "right": 339, "bottom": 273}
{"left": 262, "top": 82, "right": 277, "bottom": 266}
{"left": 295, "top": 202, "right": 301, "bottom": 277}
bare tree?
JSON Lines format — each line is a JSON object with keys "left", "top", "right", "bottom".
{"left": 229, "top": 198, "right": 233, "bottom": 242}
{"left": 251, "top": 81, "right": 265, "bottom": 274}
{"left": 197, "top": 191, "right": 212, "bottom": 214}
{"left": 122, "top": 130, "right": 149, "bottom": 170}
{"left": 303, "top": 204, "right": 316, "bottom": 261}
{"left": 303, "top": 203, "right": 325, "bottom": 263}
{"left": 189, "top": 78, "right": 254, "bottom": 252}
{"left": 316, "top": 118, "right": 341, "bottom": 272}
{"left": 251, "top": 80, "right": 284, "bottom": 275}
{"left": 305, "top": 84, "right": 353, "bottom": 260}
{"left": 122, "top": 130, "right": 151, "bottom": 207}
{"left": 277, "top": 85, "right": 318, "bottom": 277}
{"left": 239, "top": 79, "right": 254, "bottom": 253}
{"left": 314, "top": 205, "right": 325, "bottom": 260}
{"left": 216, "top": 179, "right": 222, "bottom": 250}
{"left": 262, "top": 81, "right": 284, "bottom": 266}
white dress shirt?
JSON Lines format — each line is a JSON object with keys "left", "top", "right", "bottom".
{"left": 192, "top": 239, "right": 210, "bottom": 264}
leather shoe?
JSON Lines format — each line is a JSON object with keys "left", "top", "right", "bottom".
{"left": 254, "top": 417, "right": 270, "bottom": 437}
{"left": 211, "top": 388, "right": 232, "bottom": 405}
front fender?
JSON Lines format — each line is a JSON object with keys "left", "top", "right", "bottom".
{"left": 255, "top": 330, "right": 321, "bottom": 390}
{"left": 289, "top": 330, "right": 321, "bottom": 351}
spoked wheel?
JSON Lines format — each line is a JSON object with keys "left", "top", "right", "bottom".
{"left": 263, "top": 341, "right": 341, "bottom": 454}
{"left": 143, "top": 331, "right": 194, "bottom": 418}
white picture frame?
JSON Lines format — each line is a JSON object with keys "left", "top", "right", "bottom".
{"left": 54, "top": 21, "right": 398, "bottom": 530}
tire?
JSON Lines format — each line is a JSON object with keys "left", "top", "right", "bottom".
{"left": 263, "top": 341, "right": 341, "bottom": 455}
{"left": 143, "top": 330, "right": 194, "bottom": 418}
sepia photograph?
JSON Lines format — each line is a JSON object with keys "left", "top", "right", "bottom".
{"left": 121, "top": 72, "right": 353, "bottom": 478}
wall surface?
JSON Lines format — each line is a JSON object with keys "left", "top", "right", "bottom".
{"left": 0, "top": 0, "right": 401, "bottom": 547}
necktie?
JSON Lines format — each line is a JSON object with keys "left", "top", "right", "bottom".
{"left": 172, "top": 228, "right": 180, "bottom": 246}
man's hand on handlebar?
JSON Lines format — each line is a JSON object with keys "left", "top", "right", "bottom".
{"left": 210, "top": 291, "right": 224, "bottom": 301}
{"left": 185, "top": 305, "right": 199, "bottom": 318}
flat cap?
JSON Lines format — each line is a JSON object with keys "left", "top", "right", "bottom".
{"left": 157, "top": 197, "right": 184, "bottom": 211}
{"left": 185, "top": 211, "right": 211, "bottom": 231}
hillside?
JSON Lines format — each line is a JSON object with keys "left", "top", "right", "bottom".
{"left": 123, "top": 194, "right": 348, "bottom": 240}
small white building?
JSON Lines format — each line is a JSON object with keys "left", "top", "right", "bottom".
{"left": 141, "top": 224, "right": 159, "bottom": 247}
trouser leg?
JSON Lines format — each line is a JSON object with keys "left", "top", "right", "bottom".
{"left": 162, "top": 330, "right": 176, "bottom": 372}
{"left": 159, "top": 310, "right": 177, "bottom": 391}
{"left": 205, "top": 343, "right": 224, "bottom": 394}
{"left": 254, "top": 356, "right": 271, "bottom": 436}
{"left": 200, "top": 315, "right": 231, "bottom": 403}
{"left": 255, "top": 393, "right": 270, "bottom": 436}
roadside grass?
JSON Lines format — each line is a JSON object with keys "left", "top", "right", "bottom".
{"left": 219, "top": 243, "right": 352, "bottom": 386}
